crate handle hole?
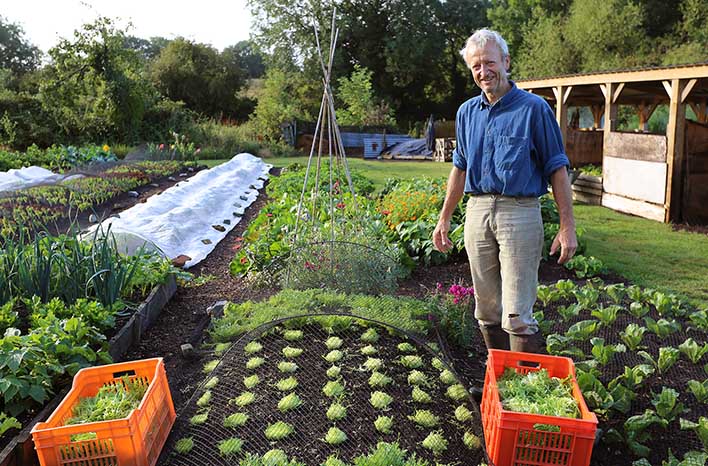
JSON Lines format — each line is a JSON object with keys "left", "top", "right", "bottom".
{"left": 516, "top": 360, "right": 540, "bottom": 369}
{"left": 113, "top": 369, "right": 136, "bottom": 378}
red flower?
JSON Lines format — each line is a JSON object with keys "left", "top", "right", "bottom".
{"left": 240, "top": 257, "right": 248, "bottom": 264}
{"left": 233, "top": 244, "right": 241, "bottom": 250}
{"left": 336, "top": 202, "right": 345, "bottom": 209}
{"left": 266, "top": 213, "right": 273, "bottom": 217}
{"left": 235, "top": 237, "right": 244, "bottom": 242}
{"left": 159, "top": 143, "right": 165, "bottom": 150}
{"left": 382, "top": 210, "right": 391, "bottom": 215}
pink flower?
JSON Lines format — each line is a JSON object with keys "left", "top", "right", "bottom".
{"left": 336, "top": 202, "right": 345, "bottom": 209}
{"left": 159, "top": 143, "right": 165, "bottom": 150}
{"left": 436, "top": 282, "right": 443, "bottom": 291}
{"left": 266, "top": 213, "right": 273, "bottom": 217}
{"left": 195, "top": 148, "right": 201, "bottom": 154}
{"left": 382, "top": 210, "right": 391, "bottom": 215}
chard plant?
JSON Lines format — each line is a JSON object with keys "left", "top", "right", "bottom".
{"left": 565, "top": 320, "right": 598, "bottom": 341}
{"left": 537, "top": 285, "right": 561, "bottom": 307}
{"left": 590, "top": 338, "right": 626, "bottom": 366}
{"left": 204, "top": 377, "right": 219, "bottom": 390}
{"left": 283, "top": 329, "right": 303, "bottom": 341}
{"left": 282, "top": 346, "right": 303, "bottom": 358}
{"left": 412, "top": 386, "right": 432, "bottom": 403}
{"left": 323, "top": 380, "right": 345, "bottom": 398}
{"left": 439, "top": 369, "right": 458, "bottom": 385}
{"left": 446, "top": 384, "right": 468, "bottom": 401}
{"left": 687, "top": 379, "right": 708, "bottom": 403}
{"left": 326, "top": 402, "right": 347, "bottom": 421}
{"left": 325, "top": 336, "right": 343, "bottom": 349}
{"left": 327, "top": 366, "right": 342, "bottom": 379}
{"left": 422, "top": 431, "right": 448, "bottom": 455}
{"left": 265, "top": 421, "right": 294, "bottom": 440}
{"left": 197, "top": 390, "right": 212, "bottom": 408}
{"left": 628, "top": 302, "right": 649, "bottom": 318}
{"left": 605, "top": 409, "right": 668, "bottom": 457}
{"left": 325, "top": 350, "right": 344, "bottom": 363}
{"left": 203, "top": 359, "right": 219, "bottom": 373}
{"left": 189, "top": 411, "right": 209, "bottom": 425}
{"left": 360, "top": 345, "right": 378, "bottom": 356}
{"left": 324, "top": 426, "right": 348, "bottom": 445}
{"left": 276, "top": 377, "right": 298, "bottom": 391}
{"left": 397, "top": 342, "right": 415, "bottom": 353}
{"left": 620, "top": 324, "right": 647, "bottom": 351}
{"left": 557, "top": 303, "right": 582, "bottom": 322}
{"left": 244, "top": 341, "right": 263, "bottom": 354}
{"left": 591, "top": 305, "right": 622, "bottom": 326}
{"left": 399, "top": 355, "right": 424, "bottom": 369}
{"left": 175, "top": 437, "right": 194, "bottom": 454}
{"left": 231, "top": 391, "right": 256, "bottom": 407}
{"left": 360, "top": 328, "right": 380, "bottom": 343}
{"left": 573, "top": 286, "right": 600, "bottom": 310}
{"left": 374, "top": 415, "right": 393, "bottom": 433}
{"left": 644, "top": 317, "right": 681, "bottom": 339}
{"left": 370, "top": 391, "right": 393, "bottom": 410}
{"left": 218, "top": 437, "right": 244, "bottom": 457}
{"left": 244, "top": 374, "right": 260, "bottom": 389}
{"left": 278, "top": 361, "right": 298, "bottom": 373}
{"left": 278, "top": 393, "right": 302, "bottom": 412}
{"left": 224, "top": 412, "right": 249, "bottom": 428}
{"left": 463, "top": 431, "right": 482, "bottom": 450}
{"left": 679, "top": 417, "right": 708, "bottom": 451}
{"left": 554, "top": 279, "right": 577, "bottom": 298}
{"left": 678, "top": 338, "right": 708, "bottom": 364}
{"left": 639, "top": 347, "right": 680, "bottom": 374}
{"left": 369, "top": 371, "right": 392, "bottom": 388}
{"left": 455, "top": 404, "right": 473, "bottom": 422}
{"left": 362, "top": 357, "right": 383, "bottom": 372}
{"left": 407, "top": 370, "right": 428, "bottom": 386}
{"left": 604, "top": 283, "right": 626, "bottom": 304}
{"left": 651, "top": 387, "right": 684, "bottom": 421}
{"left": 408, "top": 409, "right": 439, "bottom": 428}
{"left": 246, "top": 357, "right": 266, "bottom": 370}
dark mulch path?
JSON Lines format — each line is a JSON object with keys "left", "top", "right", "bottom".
{"left": 672, "top": 222, "right": 708, "bottom": 235}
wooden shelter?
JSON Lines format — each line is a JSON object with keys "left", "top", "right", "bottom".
{"left": 517, "top": 63, "right": 708, "bottom": 224}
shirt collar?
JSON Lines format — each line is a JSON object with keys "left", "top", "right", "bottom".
{"left": 479, "top": 80, "right": 518, "bottom": 109}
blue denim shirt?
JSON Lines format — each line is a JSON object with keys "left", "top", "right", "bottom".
{"left": 452, "top": 81, "right": 570, "bottom": 197}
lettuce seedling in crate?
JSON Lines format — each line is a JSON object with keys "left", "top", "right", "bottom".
{"left": 360, "top": 328, "right": 380, "bottom": 343}
{"left": 360, "top": 345, "right": 378, "bottom": 356}
{"left": 276, "top": 377, "right": 298, "bottom": 391}
{"left": 362, "top": 357, "right": 383, "bottom": 372}
{"left": 224, "top": 412, "right": 249, "bottom": 428}
{"left": 231, "top": 391, "right": 256, "bottom": 407}
{"left": 412, "top": 386, "right": 432, "bottom": 403}
{"left": 408, "top": 410, "right": 439, "bottom": 428}
{"left": 190, "top": 410, "right": 209, "bottom": 425}
{"left": 397, "top": 342, "right": 415, "bottom": 353}
{"left": 327, "top": 366, "right": 341, "bottom": 379}
{"left": 369, "top": 371, "right": 392, "bottom": 388}
{"left": 678, "top": 338, "right": 708, "bottom": 364}
{"left": 278, "top": 393, "right": 302, "bottom": 412}
{"left": 325, "top": 350, "right": 344, "bottom": 363}
{"left": 244, "top": 374, "right": 260, "bottom": 389}
{"left": 326, "top": 336, "right": 343, "bottom": 349}
{"left": 407, "top": 370, "right": 428, "bottom": 386}
{"left": 244, "top": 341, "right": 263, "bottom": 354}
{"left": 247, "top": 357, "right": 266, "bottom": 370}
{"left": 278, "top": 361, "right": 298, "bottom": 373}
{"left": 326, "top": 402, "right": 347, "bottom": 421}
{"left": 282, "top": 346, "right": 303, "bottom": 358}
{"left": 422, "top": 431, "right": 448, "bottom": 455}
{"left": 218, "top": 437, "right": 244, "bottom": 457}
{"left": 370, "top": 391, "right": 393, "bottom": 410}
{"left": 265, "top": 421, "right": 294, "bottom": 440}
{"left": 175, "top": 437, "right": 194, "bottom": 454}
{"left": 374, "top": 415, "right": 393, "bottom": 434}
{"left": 324, "top": 427, "right": 348, "bottom": 445}
{"left": 283, "top": 329, "right": 303, "bottom": 341}
{"left": 400, "top": 355, "right": 424, "bottom": 369}
{"left": 323, "top": 380, "right": 345, "bottom": 398}
{"left": 463, "top": 431, "right": 482, "bottom": 450}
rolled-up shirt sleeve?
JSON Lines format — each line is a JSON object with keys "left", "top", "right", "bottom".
{"left": 533, "top": 102, "right": 570, "bottom": 179}
{"left": 452, "top": 108, "right": 467, "bottom": 171}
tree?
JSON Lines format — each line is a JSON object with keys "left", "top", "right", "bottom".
{"left": 150, "top": 38, "right": 248, "bottom": 119}
{"left": 515, "top": 10, "right": 579, "bottom": 78}
{"left": 0, "top": 16, "right": 41, "bottom": 74}
{"left": 225, "top": 41, "right": 266, "bottom": 79}
{"left": 336, "top": 65, "right": 395, "bottom": 126}
{"left": 38, "top": 17, "right": 154, "bottom": 142}
{"left": 123, "top": 35, "right": 170, "bottom": 62}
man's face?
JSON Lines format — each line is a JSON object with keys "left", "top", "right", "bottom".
{"left": 466, "top": 42, "right": 510, "bottom": 96}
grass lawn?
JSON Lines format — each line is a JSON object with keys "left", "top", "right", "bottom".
{"left": 574, "top": 204, "right": 708, "bottom": 307}
{"left": 199, "top": 156, "right": 708, "bottom": 308}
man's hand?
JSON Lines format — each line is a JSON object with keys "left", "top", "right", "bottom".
{"left": 433, "top": 218, "right": 453, "bottom": 253}
{"left": 550, "top": 227, "right": 577, "bottom": 265}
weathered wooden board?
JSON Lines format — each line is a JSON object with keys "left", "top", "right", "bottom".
{"left": 572, "top": 190, "right": 602, "bottom": 205}
{"left": 572, "top": 184, "right": 603, "bottom": 196}
{"left": 602, "top": 192, "right": 665, "bottom": 221}
{"left": 566, "top": 129, "right": 603, "bottom": 167}
{"left": 603, "top": 156, "right": 667, "bottom": 205}
{"left": 606, "top": 131, "right": 667, "bottom": 162}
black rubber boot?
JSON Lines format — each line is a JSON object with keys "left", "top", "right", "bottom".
{"left": 479, "top": 324, "right": 510, "bottom": 351}
{"left": 509, "top": 332, "right": 546, "bottom": 354}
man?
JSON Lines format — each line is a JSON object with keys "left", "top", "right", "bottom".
{"left": 432, "top": 28, "right": 577, "bottom": 354}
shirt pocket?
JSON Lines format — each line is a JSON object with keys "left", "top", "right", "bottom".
{"left": 495, "top": 136, "right": 530, "bottom": 172}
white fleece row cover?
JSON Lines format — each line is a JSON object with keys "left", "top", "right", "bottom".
{"left": 0, "top": 166, "right": 68, "bottom": 192}
{"left": 93, "top": 154, "right": 271, "bottom": 268}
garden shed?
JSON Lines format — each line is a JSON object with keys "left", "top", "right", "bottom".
{"left": 517, "top": 63, "right": 708, "bottom": 224}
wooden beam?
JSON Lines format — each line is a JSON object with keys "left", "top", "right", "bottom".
{"left": 637, "top": 101, "right": 658, "bottom": 131}
{"left": 681, "top": 79, "right": 698, "bottom": 103}
{"left": 591, "top": 105, "right": 604, "bottom": 129}
{"left": 662, "top": 80, "right": 673, "bottom": 98}
{"left": 563, "top": 86, "right": 573, "bottom": 104}
{"left": 599, "top": 84, "right": 608, "bottom": 100}
{"left": 665, "top": 79, "right": 687, "bottom": 222}
{"left": 603, "top": 82, "right": 618, "bottom": 166}
{"left": 613, "top": 83, "right": 625, "bottom": 103}
{"left": 556, "top": 85, "right": 569, "bottom": 145}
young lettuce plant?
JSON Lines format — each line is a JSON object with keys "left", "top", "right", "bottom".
{"left": 590, "top": 338, "right": 626, "bottom": 366}
{"left": 446, "top": 384, "right": 468, "bottom": 401}
{"left": 325, "top": 336, "right": 343, "bottom": 350}
{"left": 189, "top": 410, "right": 209, "bottom": 425}
{"left": 537, "top": 285, "right": 561, "bottom": 307}
{"left": 218, "top": 437, "right": 244, "bottom": 457}
{"left": 370, "top": 391, "right": 393, "bottom": 410}
{"left": 197, "top": 390, "right": 212, "bottom": 408}
{"left": 557, "top": 303, "right": 582, "bottom": 322}
{"left": 369, "top": 371, "right": 392, "bottom": 388}
{"left": 620, "top": 324, "right": 647, "bottom": 351}
{"left": 360, "top": 328, "right": 380, "bottom": 343}
{"left": 422, "top": 431, "right": 448, "bottom": 455}
{"left": 455, "top": 404, "right": 473, "bottom": 422}
{"left": 604, "top": 283, "right": 626, "bottom": 304}
{"left": 265, "top": 421, "right": 294, "bottom": 440}
{"left": 408, "top": 410, "right": 439, "bottom": 428}
{"left": 463, "top": 431, "right": 482, "bottom": 450}
{"left": 397, "top": 342, "right": 416, "bottom": 353}
{"left": 327, "top": 366, "right": 342, "bottom": 379}
{"left": 283, "top": 329, "right": 303, "bottom": 341}
{"left": 244, "top": 374, "right": 260, "bottom": 389}
{"left": 679, "top": 417, "right": 708, "bottom": 451}
{"left": 278, "top": 393, "right": 303, "bottom": 412}
{"left": 374, "top": 415, "right": 393, "bottom": 434}
{"left": 565, "top": 320, "right": 599, "bottom": 341}
{"left": 278, "top": 361, "right": 298, "bottom": 373}
{"left": 412, "top": 386, "right": 433, "bottom": 403}
{"left": 554, "top": 279, "right": 577, "bottom": 298}
{"left": 323, "top": 380, "right": 345, "bottom": 398}
{"left": 203, "top": 359, "right": 219, "bottom": 373}
{"left": 326, "top": 402, "right": 347, "bottom": 421}
{"left": 431, "top": 358, "right": 445, "bottom": 371}
{"left": 276, "top": 377, "right": 298, "bottom": 391}
{"left": 231, "top": 391, "right": 256, "bottom": 407}
{"left": 362, "top": 358, "right": 383, "bottom": 372}
{"left": 324, "top": 427, "right": 348, "bottom": 445}
{"left": 399, "top": 355, "right": 424, "bottom": 369}
{"left": 246, "top": 357, "right": 266, "bottom": 370}
{"left": 204, "top": 377, "right": 219, "bottom": 390}
{"left": 639, "top": 347, "right": 680, "bottom": 374}
{"left": 678, "top": 338, "right": 708, "bottom": 364}
{"left": 224, "top": 412, "right": 249, "bottom": 428}
{"left": 591, "top": 305, "right": 622, "bottom": 326}
{"left": 325, "top": 350, "right": 344, "bottom": 363}
{"left": 628, "top": 302, "right": 649, "bottom": 318}
{"left": 244, "top": 341, "right": 263, "bottom": 354}
{"left": 175, "top": 437, "right": 194, "bottom": 454}
{"left": 360, "top": 345, "right": 378, "bottom": 356}
{"left": 407, "top": 370, "right": 428, "bottom": 386}
{"left": 644, "top": 317, "right": 681, "bottom": 339}
{"left": 439, "top": 369, "right": 458, "bottom": 385}
{"left": 604, "top": 409, "right": 668, "bottom": 457}
{"left": 282, "top": 346, "right": 303, "bottom": 358}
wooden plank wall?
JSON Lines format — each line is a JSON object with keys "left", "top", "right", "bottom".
{"left": 571, "top": 173, "right": 602, "bottom": 205}
{"left": 566, "top": 129, "right": 603, "bottom": 167}
{"left": 601, "top": 131, "right": 668, "bottom": 221}
{"left": 683, "top": 121, "right": 708, "bottom": 224}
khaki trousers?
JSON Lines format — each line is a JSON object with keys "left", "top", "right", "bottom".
{"left": 463, "top": 195, "right": 543, "bottom": 335}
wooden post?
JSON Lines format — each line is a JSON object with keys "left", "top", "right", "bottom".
{"left": 552, "top": 85, "right": 570, "bottom": 145}
{"left": 637, "top": 102, "right": 658, "bottom": 132}
{"left": 590, "top": 105, "right": 604, "bottom": 129}
{"left": 664, "top": 79, "right": 687, "bottom": 222}
{"left": 601, "top": 83, "right": 618, "bottom": 162}
{"left": 689, "top": 101, "right": 707, "bottom": 123}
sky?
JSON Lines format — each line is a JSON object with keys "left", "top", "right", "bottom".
{"left": 1, "top": 0, "right": 253, "bottom": 53}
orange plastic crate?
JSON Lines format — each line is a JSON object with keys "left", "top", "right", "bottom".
{"left": 31, "top": 358, "right": 176, "bottom": 466}
{"left": 481, "top": 350, "right": 598, "bottom": 466}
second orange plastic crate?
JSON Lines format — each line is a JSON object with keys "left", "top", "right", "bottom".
{"left": 481, "top": 349, "right": 598, "bottom": 466}
{"left": 31, "top": 358, "right": 176, "bottom": 466}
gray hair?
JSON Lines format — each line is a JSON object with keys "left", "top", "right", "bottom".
{"left": 459, "top": 28, "right": 509, "bottom": 66}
